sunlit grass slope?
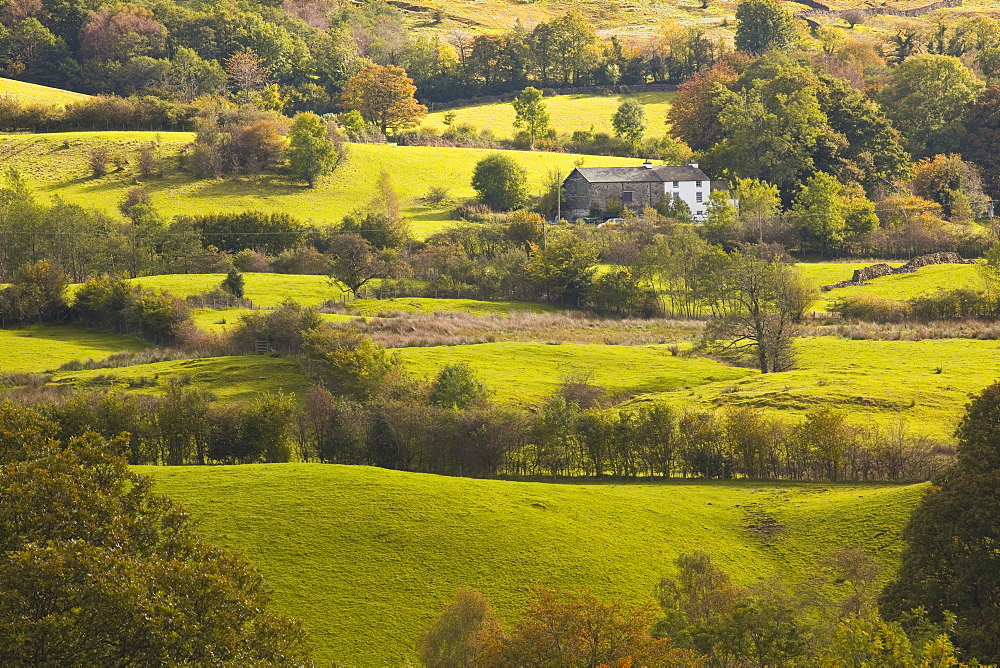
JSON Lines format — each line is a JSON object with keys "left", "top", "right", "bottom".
{"left": 0, "top": 77, "right": 91, "bottom": 105}
{"left": 423, "top": 91, "right": 676, "bottom": 138}
{"left": 130, "top": 273, "right": 341, "bottom": 307}
{"left": 140, "top": 464, "right": 924, "bottom": 665}
{"left": 1, "top": 132, "right": 641, "bottom": 238}
{"left": 398, "top": 341, "right": 753, "bottom": 401}
{"left": 656, "top": 337, "right": 1000, "bottom": 439}
{"left": 48, "top": 355, "right": 309, "bottom": 402}
{"left": 0, "top": 325, "right": 147, "bottom": 373}
{"left": 797, "top": 261, "right": 985, "bottom": 311}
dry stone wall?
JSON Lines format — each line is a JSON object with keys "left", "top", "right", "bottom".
{"left": 821, "top": 252, "right": 976, "bottom": 291}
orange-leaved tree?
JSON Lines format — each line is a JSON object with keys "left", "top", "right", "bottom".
{"left": 340, "top": 63, "right": 427, "bottom": 135}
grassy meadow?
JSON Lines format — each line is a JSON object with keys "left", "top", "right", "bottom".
{"left": 423, "top": 91, "right": 676, "bottom": 138}
{"left": 0, "top": 131, "right": 641, "bottom": 238}
{"left": 0, "top": 77, "right": 91, "bottom": 105}
{"left": 399, "top": 341, "right": 751, "bottom": 401}
{"left": 49, "top": 355, "right": 310, "bottom": 402}
{"left": 654, "top": 337, "right": 1000, "bottom": 440}
{"left": 0, "top": 325, "right": 147, "bottom": 373}
{"left": 140, "top": 463, "right": 925, "bottom": 665}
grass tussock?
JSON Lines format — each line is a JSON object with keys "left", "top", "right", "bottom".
{"left": 344, "top": 311, "right": 705, "bottom": 348}
{"left": 804, "top": 320, "right": 1000, "bottom": 340}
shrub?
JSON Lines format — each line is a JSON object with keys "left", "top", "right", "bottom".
{"left": 832, "top": 294, "right": 910, "bottom": 323}
{"left": 471, "top": 153, "right": 530, "bottom": 211}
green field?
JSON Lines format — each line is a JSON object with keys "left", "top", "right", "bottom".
{"left": 399, "top": 341, "right": 753, "bottom": 401}
{"left": 423, "top": 91, "right": 676, "bottom": 138}
{"left": 140, "top": 464, "right": 924, "bottom": 665}
{"left": 0, "top": 325, "right": 147, "bottom": 373}
{"left": 130, "top": 273, "right": 342, "bottom": 307}
{"left": 49, "top": 355, "right": 309, "bottom": 402}
{"left": 660, "top": 337, "right": 1000, "bottom": 440}
{"left": 797, "top": 261, "right": 985, "bottom": 312}
{"left": 1, "top": 132, "right": 641, "bottom": 238}
{"left": 0, "top": 77, "right": 91, "bottom": 106}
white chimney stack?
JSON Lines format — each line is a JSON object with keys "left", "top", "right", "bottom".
{"left": 642, "top": 159, "right": 653, "bottom": 169}
{"left": 689, "top": 162, "right": 699, "bottom": 169}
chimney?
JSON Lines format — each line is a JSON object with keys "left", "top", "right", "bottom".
{"left": 642, "top": 160, "right": 653, "bottom": 169}
{"left": 689, "top": 162, "right": 699, "bottom": 169}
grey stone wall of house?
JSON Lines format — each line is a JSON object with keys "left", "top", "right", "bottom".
{"left": 589, "top": 181, "right": 663, "bottom": 214}
{"left": 564, "top": 173, "right": 592, "bottom": 219}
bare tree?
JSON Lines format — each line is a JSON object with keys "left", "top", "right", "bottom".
{"left": 706, "top": 244, "right": 817, "bottom": 373}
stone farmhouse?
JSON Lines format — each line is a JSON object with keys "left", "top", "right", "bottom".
{"left": 563, "top": 161, "right": 728, "bottom": 222}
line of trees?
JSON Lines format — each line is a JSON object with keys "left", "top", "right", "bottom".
{"left": 3, "top": 324, "right": 951, "bottom": 480}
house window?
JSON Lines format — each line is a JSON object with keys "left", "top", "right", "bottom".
{"left": 622, "top": 191, "right": 634, "bottom": 203}
{"left": 696, "top": 211, "right": 704, "bottom": 216}
{"left": 696, "top": 192, "right": 703, "bottom": 203}
{"left": 672, "top": 181, "right": 679, "bottom": 188}
{"left": 696, "top": 180, "right": 702, "bottom": 187}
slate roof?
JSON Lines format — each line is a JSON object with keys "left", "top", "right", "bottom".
{"left": 571, "top": 164, "right": 710, "bottom": 183}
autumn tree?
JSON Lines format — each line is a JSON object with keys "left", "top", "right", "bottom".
{"left": 302, "top": 328, "right": 400, "bottom": 401}
{"left": 479, "top": 586, "right": 699, "bottom": 667}
{"left": 224, "top": 49, "right": 271, "bottom": 93}
{"left": 511, "top": 86, "right": 549, "bottom": 148}
{"left": 526, "top": 230, "right": 597, "bottom": 305}
{"left": 341, "top": 63, "right": 427, "bottom": 134}
{"left": 668, "top": 64, "right": 737, "bottom": 152}
{"left": 429, "top": 363, "right": 490, "bottom": 410}
{"left": 77, "top": 5, "right": 166, "bottom": 62}
{"left": 911, "top": 153, "right": 991, "bottom": 221}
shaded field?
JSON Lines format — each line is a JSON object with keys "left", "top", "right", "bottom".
{"left": 139, "top": 463, "right": 923, "bottom": 665}
{"left": 48, "top": 355, "right": 309, "bottom": 402}
{"left": 0, "top": 325, "right": 147, "bottom": 373}
{"left": 0, "top": 77, "right": 91, "bottom": 105}
{"left": 423, "top": 91, "right": 676, "bottom": 138}
{"left": 398, "top": 341, "right": 753, "bottom": 401}
{"left": 1, "top": 131, "right": 640, "bottom": 238}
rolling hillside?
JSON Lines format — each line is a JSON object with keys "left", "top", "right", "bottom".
{"left": 140, "top": 464, "right": 925, "bottom": 665}
{"left": 0, "top": 77, "right": 91, "bottom": 106}
{"left": 0, "top": 131, "right": 642, "bottom": 238}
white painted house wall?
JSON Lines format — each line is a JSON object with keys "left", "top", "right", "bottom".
{"left": 665, "top": 163, "right": 709, "bottom": 221}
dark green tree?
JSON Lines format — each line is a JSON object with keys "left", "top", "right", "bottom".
{"left": 471, "top": 153, "right": 530, "bottom": 211}
{"left": 881, "top": 381, "right": 1000, "bottom": 662}
{"left": 0, "top": 430, "right": 309, "bottom": 664}
{"left": 734, "top": 0, "right": 797, "bottom": 55}
{"left": 221, "top": 266, "right": 245, "bottom": 298}
{"left": 878, "top": 54, "right": 984, "bottom": 159}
